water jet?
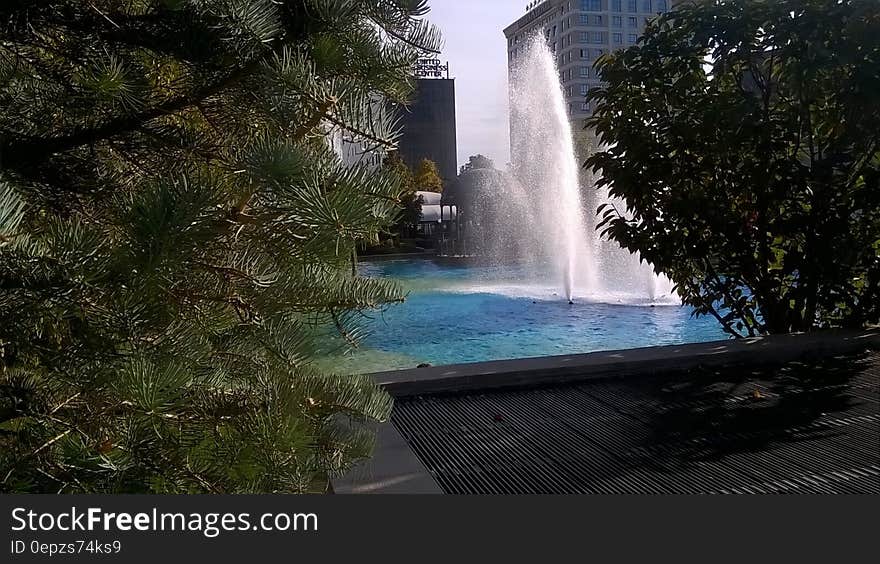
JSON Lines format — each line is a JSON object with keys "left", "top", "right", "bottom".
{"left": 465, "top": 35, "right": 676, "bottom": 306}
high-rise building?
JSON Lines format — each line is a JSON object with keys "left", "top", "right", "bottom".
{"left": 331, "top": 95, "right": 392, "bottom": 171}
{"left": 503, "top": 0, "right": 673, "bottom": 121}
{"left": 396, "top": 60, "right": 458, "bottom": 187}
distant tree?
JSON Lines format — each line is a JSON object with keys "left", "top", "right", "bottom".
{"left": 397, "top": 192, "right": 424, "bottom": 238}
{"left": 587, "top": 0, "right": 880, "bottom": 337}
{"left": 0, "top": 0, "right": 440, "bottom": 493}
{"left": 459, "top": 154, "right": 495, "bottom": 174}
{"left": 380, "top": 153, "right": 421, "bottom": 237}
{"left": 414, "top": 158, "right": 443, "bottom": 192}
{"left": 382, "top": 152, "right": 416, "bottom": 192}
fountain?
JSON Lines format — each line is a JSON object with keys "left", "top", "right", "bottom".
{"left": 318, "top": 38, "right": 726, "bottom": 373}
{"left": 464, "top": 35, "right": 674, "bottom": 305}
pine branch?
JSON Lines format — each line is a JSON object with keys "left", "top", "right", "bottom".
{"left": 0, "top": 0, "right": 437, "bottom": 494}
{"left": 2, "top": 63, "right": 258, "bottom": 171}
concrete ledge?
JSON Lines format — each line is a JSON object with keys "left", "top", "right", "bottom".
{"left": 331, "top": 422, "right": 443, "bottom": 494}
{"left": 373, "top": 329, "right": 880, "bottom": 398}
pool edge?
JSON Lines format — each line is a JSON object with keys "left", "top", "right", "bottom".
{"left": 371, "top": 329, "right": 880, "bottom": 398}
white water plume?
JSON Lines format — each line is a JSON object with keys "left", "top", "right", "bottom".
{"left": 501, "top": 35, "right": 675, "bottom": 305}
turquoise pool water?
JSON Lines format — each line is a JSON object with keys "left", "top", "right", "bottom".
{"left": 322, "top": 258, "right": 729, "bottom": 373}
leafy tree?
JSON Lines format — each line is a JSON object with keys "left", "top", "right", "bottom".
{"left": 587, "top": 0, "right": 880, "bottom": 337}
{"left": 459, "top": 154, "right": 495, "bottom": 174}
{"left": 380, "top": 152, "right": 421, "bottom": 237}
{"left": 396, "top": 192, "right": 424, "bottom": 238}
{"left": 382, "top": 151, "right": 416, "bottom": 193}
{"left": 414, "top": 158, "right": 443, "bottom": 192}
{"left": 0, "top": 0, "right": 439, "bottom": 493}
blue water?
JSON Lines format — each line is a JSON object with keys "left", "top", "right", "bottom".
{"left": 323, "top": 258, "right": 729, "bottom": 372}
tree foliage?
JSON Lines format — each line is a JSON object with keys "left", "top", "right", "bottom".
{"left": 0, "top": 0, "right": 440, "bottom": 493}
{"left": 459, "top": 154, "right": 495, "bottom": 174}
{"left": 587, "top": 0, "right": 880, "bottom": 336}
{"left": 381, "top": 151, "right": 416, "bottom": 193}
{"left": 381, "top": 152, "right": 421, "bottom": 236}
{"left": 414, "top": 158, "right": 443, "bottom": 192}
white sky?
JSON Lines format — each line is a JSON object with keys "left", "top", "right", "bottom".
{"left": 426, "top": 0, "right": 525, "bottom": 170}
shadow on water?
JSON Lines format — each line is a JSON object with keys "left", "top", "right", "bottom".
{"left": 627, "top": 350, "right": 877, "bottom": 471}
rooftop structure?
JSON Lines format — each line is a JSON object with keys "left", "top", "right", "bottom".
{"left": 394, "top": 354, "right": 880, "bottom": 494}
{"left": 335, "top": 330, "right": 880, "bottom": 494}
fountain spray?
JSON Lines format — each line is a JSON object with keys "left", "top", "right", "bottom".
{"left": 506, "top": 34, "right": 675, "bottom": 305}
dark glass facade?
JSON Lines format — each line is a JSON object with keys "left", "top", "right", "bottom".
{"left": 397, "top": 78, "right": 458, "bottom": 186}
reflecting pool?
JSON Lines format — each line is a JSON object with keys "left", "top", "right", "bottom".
{"left": 320, "top": 258, "right": 729, "bottom": 373}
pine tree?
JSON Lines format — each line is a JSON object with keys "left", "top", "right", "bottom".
{"left": 0, "top": 0, "right": 440, "bottom": 493}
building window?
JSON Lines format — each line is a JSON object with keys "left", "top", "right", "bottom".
{"left": 628, "top": 33, "right": 638, "bottom": 43}
{"left": 627, "top": 0, "right": 637, "bottom": 12}
{"left": 612, "top": 15, "right": 622, "bottom": 27}
{"left": 580, "top": 66, "right": 589, "bottom": 77}
{"left": 579, "top": 14, "right": 588, "bottom": 25}
{"left": 581, "top": 0, "right": 601, "bottom": 11}
{"left": 580, "top": 84, "right": 589, "bottom": 96}
{"left": 578, "top": 31, "right": 588, "bottom": 43}
{"left": 579, "top": 48, "right": 588, "bottom": 59}
{"left": 642, "top": 0, "right": 652, "bottom": 12}
{"left": 656, "top": 0, "right": 667, "bottom": 10}
{"left": 612, "top": 0, "right": 622, "bottom": 11}
{"left": 613, "top": 32, "right": 622, "bottom": 44}
{"left": 567, "top": 85, "right": 574, "bottom": 97}
{"left": 595, "top": 15, "right": 603, "bottom": 25}
{"left": 628, "top": 16, "right": 637, "bottom": 27}
{"left": 581, "top": 102, "right": 590, "bottom": 111}
{"left": 591, "top": 31, "right": 604, "bottom": 44}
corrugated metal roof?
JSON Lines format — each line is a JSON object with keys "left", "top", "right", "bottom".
{"left": 392, "top": 351, "right": 880, "bottom": 494}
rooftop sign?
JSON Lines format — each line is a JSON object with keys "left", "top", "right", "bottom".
{"left": 414, "top": 58, "right": 450, "bottom": 79}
